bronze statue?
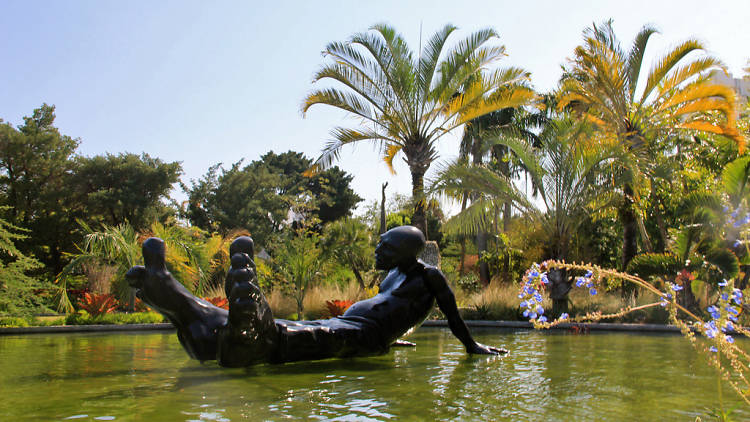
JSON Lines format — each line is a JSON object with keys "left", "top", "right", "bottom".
{"left": 126, "top": 225, "right": 506, "bottom": 366}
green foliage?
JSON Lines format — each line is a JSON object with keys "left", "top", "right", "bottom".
{"left": 65, "top": 311, "right": 164, "bottom": 325}
{"left": 303, "top": 23, "right": 535, "bottom": 233}
{"left": 73, "top": 153, "right": 182, "bottom": 230}
{"left": 182, "top": 151, "right": 361, "bottom": 247}
{"left": 0, "top": 212, "right": 46, "bottom": 317}
{"left": 320, "top": 218, "right": 373, "bottom": 289}
{"left": 0, "top": 316, "right": 30, "bottom": 327}
{"left": 0, "top": 104, "right": 80, "bottom": 275}
{"left": 267, "top": 227, "right": 326, "bottom": 317}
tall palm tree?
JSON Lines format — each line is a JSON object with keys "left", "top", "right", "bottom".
{"left": 559, "top": 19, "right": 743, "bottom": 271}
{"left": 432, "top": 118, "right": 616, "bottom": 314}
{"left": 302, "top": 23, "right": 535, "bottom": 236}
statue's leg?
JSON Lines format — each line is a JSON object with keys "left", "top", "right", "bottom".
{"left": 126, "top": 237, "right": 227, "bottom": 361}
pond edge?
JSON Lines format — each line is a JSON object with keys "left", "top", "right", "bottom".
{"left": 0, "top": 320, "right": 689, "bottom": 335}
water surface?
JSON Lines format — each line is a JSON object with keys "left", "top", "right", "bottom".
{"left": 0, "top": 327, "right": 744, "bottom": 420}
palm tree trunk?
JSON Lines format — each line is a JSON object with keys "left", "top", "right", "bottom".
{"left": 458, "top": 192, "right": 469, "bottom": 276}
{"left": 410, "top": 167, "right": 428, "bottom": 238}
{"left": 621, "top": 184, "right": 639, "bottom": 271}
{"left": 476, "top": 232, "right": 490, "bottom": 287}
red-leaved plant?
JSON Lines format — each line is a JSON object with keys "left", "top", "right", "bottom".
{"left": 325, "top": 300, "right": 354, "bottom": 317}
{"left": 77, "top": 293, "right": 119, "bottom": 317}
{"left": 203, "top": 297, "right": 229, "bottom": 310}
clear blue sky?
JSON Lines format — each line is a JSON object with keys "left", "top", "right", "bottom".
{"left": 2, "top": 1, "right": 748, "bottom": 214}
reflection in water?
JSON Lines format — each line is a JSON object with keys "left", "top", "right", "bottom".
{"left": 0, "top": 328, "right": 746, "bottom": 420}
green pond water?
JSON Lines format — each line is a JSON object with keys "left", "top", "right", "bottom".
{"left": 0, "top": 327, "right": 746, "bottom": 421}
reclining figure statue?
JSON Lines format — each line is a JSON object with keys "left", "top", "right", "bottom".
{"left": 125, "top": 225, "right": 506, "bottom": 366}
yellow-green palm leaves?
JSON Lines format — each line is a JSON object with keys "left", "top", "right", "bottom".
{"left": 560, "top": 20, "right": 742, "bottom": 150}
{"left": 302, "top": 23, "right": 535, "bottom": 233}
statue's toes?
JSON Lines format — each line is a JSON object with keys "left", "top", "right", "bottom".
{"left": 142, "top": 237, "right": 167, "bottom": 270}
{"left": 125, "top": 265, "right": 147, "bottom": 288}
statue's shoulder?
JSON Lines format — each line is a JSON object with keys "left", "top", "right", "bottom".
{"left": 417, "top": 260, "right": 444, "bottom": 279}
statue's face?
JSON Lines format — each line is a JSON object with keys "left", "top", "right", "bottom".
{"left": 374, "top": 238, "right": 399, "bottom": 270}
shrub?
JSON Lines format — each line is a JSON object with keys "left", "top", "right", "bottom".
{"left": 325, "top": 300, "right": 354, "bottom": 317}
{"left": 203, "top": 297, "right": 228, "bottom": 310}
{"left": 65, "top": 311, "right": 164, "bottom": 325}
{"left": 0, "top": 316, "right": 29, "bottom": 327}
{"left": 77, "top": 293, "right": 118, "bottom": 316}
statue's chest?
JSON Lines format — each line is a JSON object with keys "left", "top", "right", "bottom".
{"left": 380, "top": 270, "right": 429, "bottom": 299}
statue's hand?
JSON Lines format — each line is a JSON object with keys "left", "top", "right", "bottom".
{"left": 467, "top": 342, "right": 508, "bottom": 355}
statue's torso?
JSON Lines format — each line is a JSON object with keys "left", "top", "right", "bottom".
{"left": 340, "top": 265, "right": 434, "bottom": 343}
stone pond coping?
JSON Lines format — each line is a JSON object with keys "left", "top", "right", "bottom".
{"left": 0, "top": 320, "right": 703, "bottom": 335}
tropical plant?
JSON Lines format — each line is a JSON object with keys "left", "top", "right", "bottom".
{"left": 325, "top": 299, "right": 354, "bottom": 317}
{"left": 320, "top": 218, "right": 373, "bottom": 290}
{"left": 302, "top": 23, "right": 536, "bottom": 235}
{"left": 271, "top": 229, "right": 326, "bottom": 318}
{"left": 77, "top": 292, "right": 118, "bottom": 317}
{"left": 559, "top": 19, "right": 743, "bottom": 271}
{"left": 0, "top": 211, "right": 45, "bottom": 317}
{"left": 628, "top": 155, "right": 750, "bottom": 311}
{"left": 432, "top": 117, "right": 616, "bottom": 314}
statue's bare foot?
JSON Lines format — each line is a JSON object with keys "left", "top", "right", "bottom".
{"left": 126, "top": 237, "right": 227, "bottom": 361}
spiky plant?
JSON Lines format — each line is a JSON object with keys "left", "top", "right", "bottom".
{"left": 559, "top": 19, "right": 744, "bottom": 271}
{"left": 303, "top": 23, "right": 536, "bottom": 235}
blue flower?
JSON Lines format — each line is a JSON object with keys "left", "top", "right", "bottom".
{"left": 721, "top": 293, "right": 729, "bottom": 301}
{"left": 523, "top": 309, "right": 530, "bottom": 318}
{"left": 519, "top": 301, "right": 528, "bottom": 308}
{"left": 559, "top": 313, "right": 569, "bottom": 320}
{"left": 538, "top": 316, "right": 547, "bottom": 323}
{"left": 727, "top": 306, "right": 739, "bottom": 316}
{"left": 529, "top": 312, "right": 537, "bottom": 320}
{"left": 729, "top": 315, "right": 739, "bottom": 323}
{"left": 723, "top": 321, "right": 734, "bottom": 333}
{"left": 584, "top": 270, "right": 593, "bottom": 278}
{"left": 540, "top": 274, "right": 549, "bottom": 284}
{"left": 589, "top": 288, "right": 598, "bottom": 296}
{"left": 534, "top": 293, "right": 543, "bottom": 303}
{"left": 710, "top": 346, "right": 718, "bottom": 353}
{"left": 575, "top": 277, "right": 585, "bottom": 287}
{"left": 707, "top": 305, "right": 720, "bottom": 319}
{"left": 726, "top": 335, "right": 735, "bottom": 344}
{"left": 530, "top": 270, "right": 539, "bottom": 278}
{"left": 536, "top": 305, "right": 545, "bottom": 315}
{"left": 734, "top": 240, "right": 743, "bottom": 248}
{"left": 719, "top": 280, "right": 728, "bottom": 287}
{"left": 671, "top": 284, "right": 683, "bottom": 292}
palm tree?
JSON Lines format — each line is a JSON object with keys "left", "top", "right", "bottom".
{"left": 559, "top": 19, "right": 743, "bottom": 271}
{"left": 432, "top": 118, "right": 616, "bottom": 314}
{"left": 320, "top": 218, "right": 373, "bottom": 290}
{"left": 302, "top": 23, "right": 535, "bottom": 236}
{"left": 456, "top": 105, "right": 548, "bottom": 283}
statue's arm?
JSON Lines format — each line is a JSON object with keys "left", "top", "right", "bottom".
{"left": 424, "top": 268, "right": 507, "bottom": 355}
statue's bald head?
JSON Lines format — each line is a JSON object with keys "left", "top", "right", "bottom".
{"left": 375, "top": 226, "right": 425, "bottom": 269}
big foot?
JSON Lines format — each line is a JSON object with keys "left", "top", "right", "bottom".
{"left": 126, "top": 237, "right": 227, "bottom": 361}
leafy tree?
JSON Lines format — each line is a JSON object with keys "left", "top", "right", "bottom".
{"left": 74, "top": 153, "right": 182, "bottom": 230}
{"left": 559, "top": 20, "right": 743, "bottom": 271}
{"left": 269, "top": 228, "right": 325, "bottom": 318}
{"left": 303, "top": 23, "right": 535, "bottom": 236}
{"left": 0, "top": 104, "right": 80, "bottom": 274}
{"left": 321, "top": 218, "right": 373, "bottom": 289}
{"left": 183, "top": 151, "right": 361, "bottom": 247}
{"left": 432, "top": 118, "right": 615, "bottom": 314}
{"left": 257, "top": 151, "right": 362, "bottom": 224}
{"left": 0, "top": 213, "right": 44, "bottom": 317}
